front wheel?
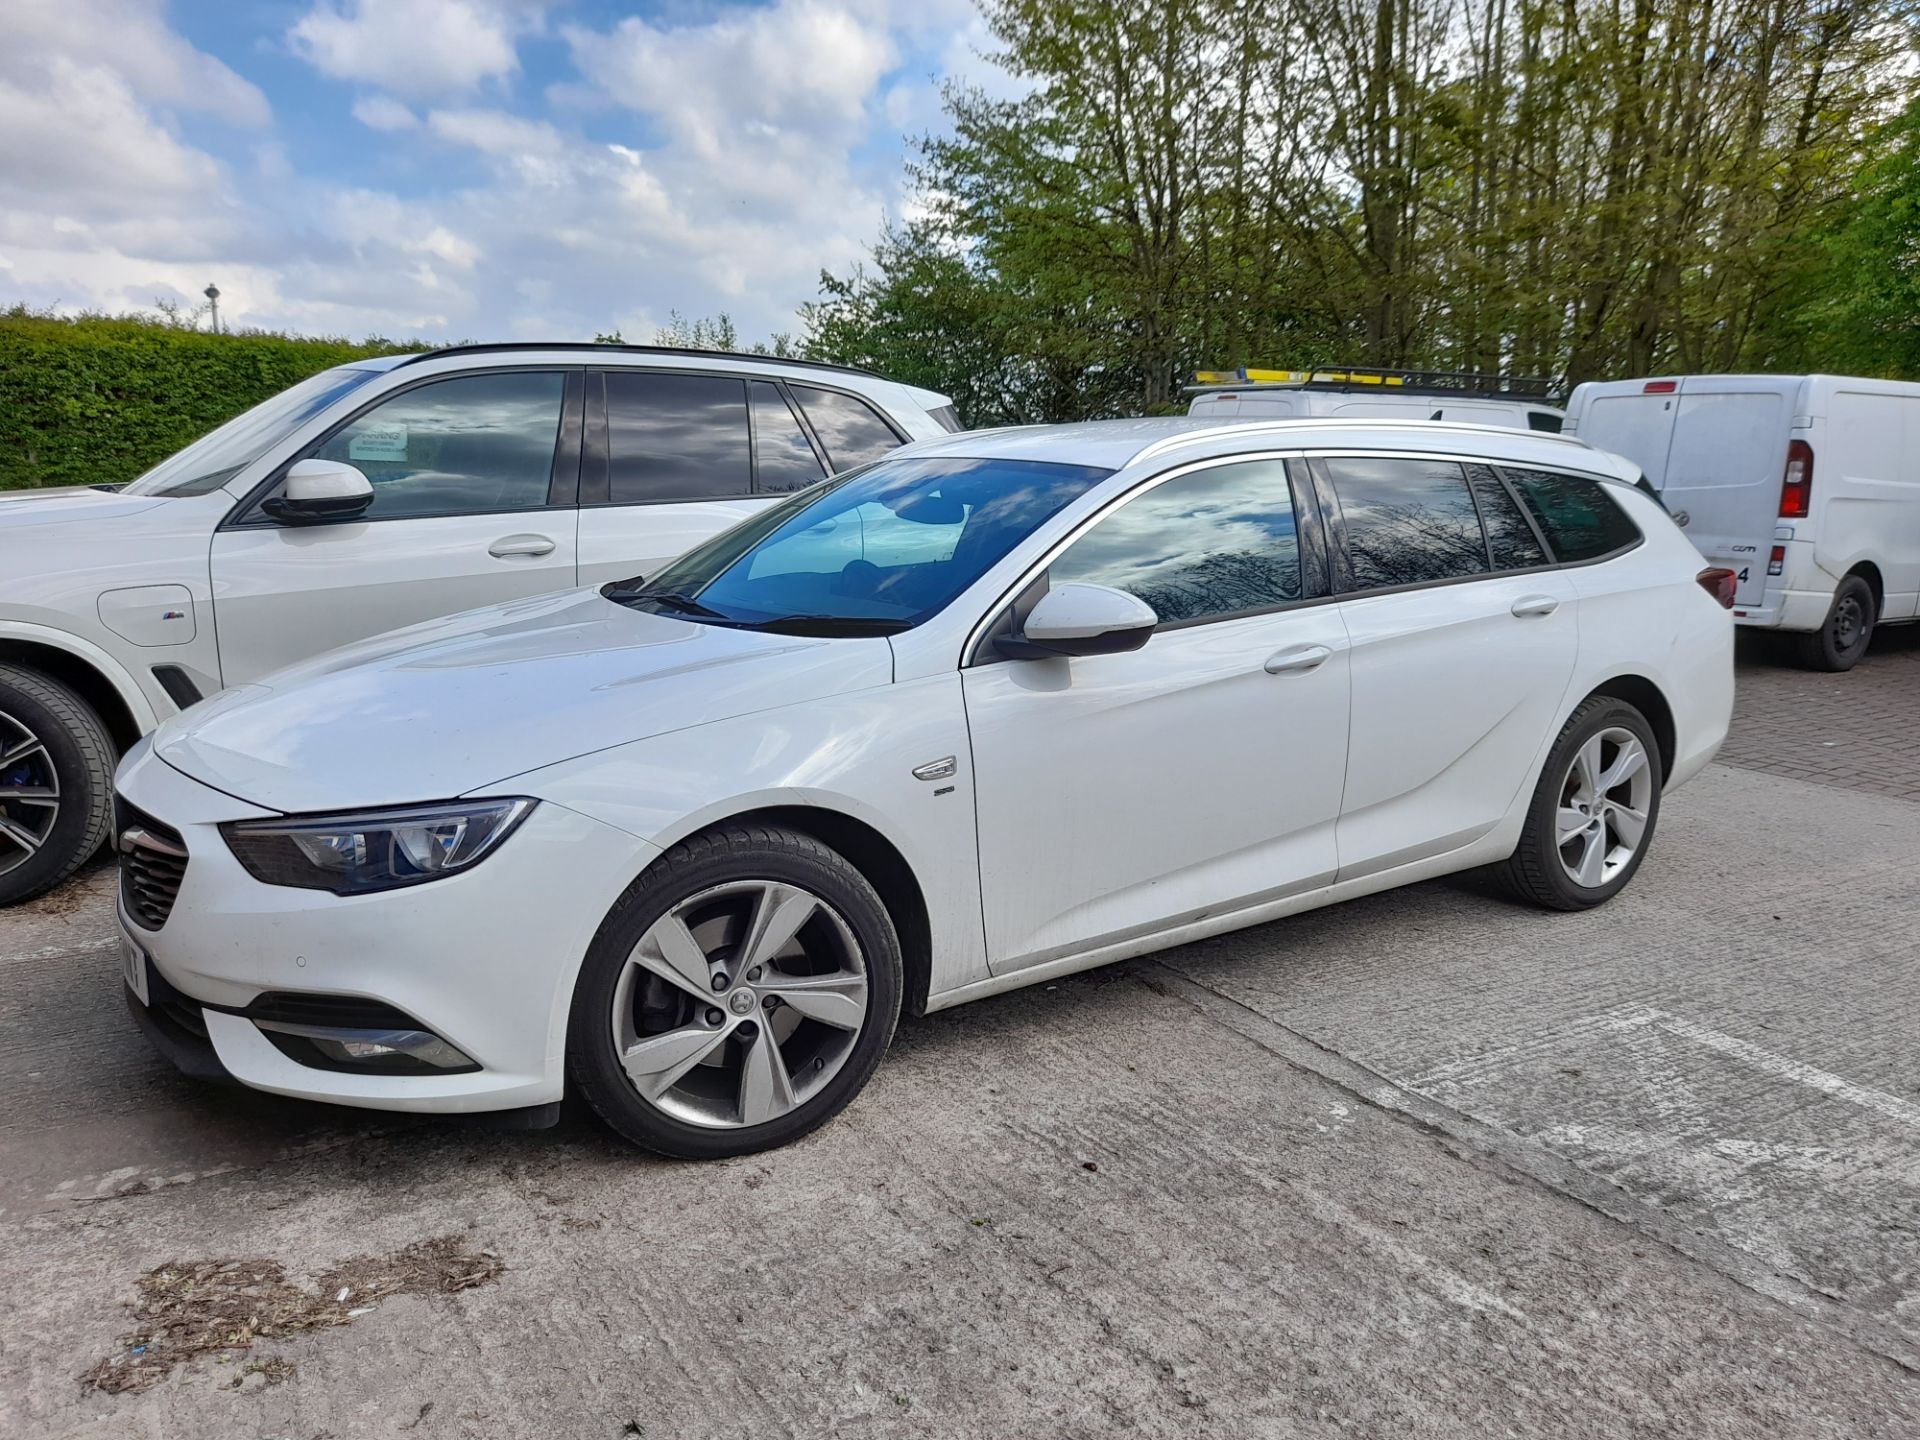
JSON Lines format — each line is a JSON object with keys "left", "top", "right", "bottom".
{"left": 1490, "top": 696, "right": 1663, "bottom": 912}
{"left": 1793, "top": 575, "right": 1875, "bottom": 672}
{"left": 0, "top": 664, "right": 116, "bottom": 907}
{"left": 568, "top": 823, "right": 902, "bottom": 1159}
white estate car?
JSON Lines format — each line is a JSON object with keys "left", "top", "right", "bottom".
{"left": 0, "top": 345, "right": 955, "bottom": 904}
{"left": 114, "top": 418, "right": 1735, "bottom": 1158}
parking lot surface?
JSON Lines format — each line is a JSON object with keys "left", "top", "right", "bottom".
{"left": 2, "top": 635, "right": 1917, "bottom": 1437}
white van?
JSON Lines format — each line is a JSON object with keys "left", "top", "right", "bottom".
{"left": 1189, "top": 368, "right": 1565, "bottom": 433}
{"left": 1564, "top": 374, "right": 1920, "bottom": 670}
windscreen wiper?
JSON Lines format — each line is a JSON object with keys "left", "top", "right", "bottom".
{"left": 604, "top": 584, "right": 728, "bottom": 619}
{"left": 742, "top": 614, "right": 911, "bottom": 636}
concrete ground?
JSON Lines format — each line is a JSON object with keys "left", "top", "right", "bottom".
{"left": 2, "top": 632, "right": 1917, "bottom": 1438}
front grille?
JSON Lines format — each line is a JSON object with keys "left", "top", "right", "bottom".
{"left": 116, "top": 798, "right": 188, "bottom": 931}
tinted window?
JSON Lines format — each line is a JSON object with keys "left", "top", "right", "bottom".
{"left": 1465, "top": 463, "right": 1548, "bottom": 569}
{"left": 626, "top": 457, "right": 1109, "bottom": 631}
{"left": 790, "top": 385, "right": 905, "bottom": 470}
{"left": 309, "top": 371, "right": 562, "bottom": 520}
{"left": 1050, "top": 460, "right": 1305, "bottom": 625}
{"left": 1505, "top": 468, "right": 1641, "bottom": 561}
{"left": 1527, "top": 411, "right": 1564, "bottom": 433}
{"left": 750, "top": 380, "right": 826, "bottom": 493}
{"left": 1326, "top": 457, "right": 1491, "bottom": 591}
{"left": 605, "top": 372, "right": 751, "bottom": 503}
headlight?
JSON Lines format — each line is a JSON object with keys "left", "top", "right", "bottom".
{"left": 220, "top": 798, "right": 536, "bottom": 895}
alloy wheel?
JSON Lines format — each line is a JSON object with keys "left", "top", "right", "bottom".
{"left": 0, "top": 708, "right": 61, "bottom": 879}
{"left": 1555, "top": 726, "right": 1653, "bottom": 890}
{"left": 610, "top": 879, "right": 871, "bottom": 1129}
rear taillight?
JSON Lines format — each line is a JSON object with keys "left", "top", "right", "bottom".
{"left": 1697, "top": 567, "right": 1737, "bottom": 608}
{"left": 1767, "top": 545, "right": 1785, "bottom": 577}
{"left": 1779, "top": 440, "right": 1813, "bottom": 518}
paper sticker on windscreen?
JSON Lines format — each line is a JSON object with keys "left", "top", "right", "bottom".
{"left": 349, "top": 423, "right": 409, "bottom": 462}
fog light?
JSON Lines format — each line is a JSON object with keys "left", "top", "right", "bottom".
{"left": 256, "top": 1020, "right": 475, "bottom": 1072}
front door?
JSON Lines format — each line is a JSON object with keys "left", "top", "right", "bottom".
{"left": 210, "top": 369, "right": 579, "bottom": 684}
{"left": 963, "top": 457, "right": 1351, "bottom": 974}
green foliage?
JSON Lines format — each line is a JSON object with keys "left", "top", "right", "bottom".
{"left": 0, "top": 308, "right": 422, "bottom": 490}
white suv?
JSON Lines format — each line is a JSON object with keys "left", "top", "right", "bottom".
{"left": 0, "top": 345, "right": 956, "bottom": 903}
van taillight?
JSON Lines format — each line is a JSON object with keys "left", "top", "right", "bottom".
{"left": 1697, "top": 568, "right": 1737, "bottom": 608}
{"left": 1643, "top": 380, "right": 1678, "bottom": 394}
{"left": 1779, "top": 440, "right": 1814, "bottom": 518}
{"left": 1768, "top": 545, "right": 1785, "bottom": 577}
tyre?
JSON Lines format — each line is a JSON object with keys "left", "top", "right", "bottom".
{"left": 1491, "top": 695, "right": 1663, "bottom": 912}
{"left": 568, "top": 822, "right": 902, "bottom": 1159}
{"left": 0, "top": 664, "right": 116, "bottom": 907}
{"left": 1793, "top": 575, "right": 1875, "bottom": 672}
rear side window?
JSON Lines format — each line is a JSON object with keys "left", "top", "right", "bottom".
{"left": 1048, "top": 459, "right": 1309, "bottom": 625}
{"left": 749, "top": 381, "right": 826, "bottom": 494}
{"left": 1504, "top": 468, "right": 1641, "bottom": 561}
{"left": 1464, "top": 464, "right": 1548, "bottom": 569}
{"left": 1324, "top": 457, "right": 1490, "bottom": 592}
{"left": 790, "top": 385, "right": 905, "bottom": 470}
{"left": 604, "top": 372, "right": 752, "bottom": 503}
{"left": 1527, "top": 411, "right": 1564, "bottom": 433}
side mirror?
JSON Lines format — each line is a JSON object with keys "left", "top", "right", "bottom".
{"left": 262, "top": 459, "right": 374, "bottom": 525}
{"left": 996, "top": 583, "right": 1158, "bottom": 659}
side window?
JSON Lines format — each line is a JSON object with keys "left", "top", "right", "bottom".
{"left": 1324, "top": 456, "right": 1490, "bottom": 592}
{"left": 749, "top": 381, "right": 826, "bottom": 494}
{"left": 1464, "top": 463, "right": 1548, "bottom": 569}
{"left": 308, "top": 371, "right": 564, "bottom": 520}
{"left": 604, "top": 372, "right": 751, "bottom": 503}
{"left": 1048, "top": 459, "right": 1306, "bottom": 626}
{"left": 1527, "top": 411, "right": 1565, "bottom": 433}
{"left": 790, "top": 385, "right": 906, "bottom": 470}
{"left": 1504, "top": 468, "right": 1642, "bottom": 561}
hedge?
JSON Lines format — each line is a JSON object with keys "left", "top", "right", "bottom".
{"left": 0, "top": 310, "right": 425, "bottom": 490}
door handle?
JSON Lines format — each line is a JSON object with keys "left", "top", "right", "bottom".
{"left": 1510, "top": 595, "right": 1560, "bottom": 618}
{"left": 1264, "top": 643, "right": 1332, "bottom": 675}
{"left": 489, "top": 534, "right": 556, "bottom": 558}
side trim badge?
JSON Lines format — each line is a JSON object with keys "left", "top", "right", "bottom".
{"left": 912, "top": 756, "right": 957, "bottom": 782}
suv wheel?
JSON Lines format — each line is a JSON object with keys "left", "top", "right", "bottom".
{"left": 1794, "top": 575, "right": 1875, "bottom": 673}
{"left": 0, "top": 664, "right": 116, "bottom": 906}
{"left": 1491, "top": 695, "right": 1663, "bottom": 912}
{"left": 568, "top": 823, "right": 902, "bottom": 1159}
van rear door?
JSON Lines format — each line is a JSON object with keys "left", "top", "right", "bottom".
{"left": 1661, "top": 379, "right": 1796, "bottom": 606}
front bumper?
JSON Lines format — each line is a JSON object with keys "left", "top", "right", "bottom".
{"left": 114, "top": 741, "right": 657, "bottom": 1115}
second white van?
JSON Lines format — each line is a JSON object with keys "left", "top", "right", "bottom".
{"left": 1565, "top": 373, "right": 1920, "bottom": 670}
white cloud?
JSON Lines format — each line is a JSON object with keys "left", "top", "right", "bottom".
{"left": 289, "top": 0, "right": 545, "bottom": 99}
{"left": 351, "top": 94, "right": 418, "bottom": 131}
{"left": 9, "top": 0, "right": 269, "bottom": 126}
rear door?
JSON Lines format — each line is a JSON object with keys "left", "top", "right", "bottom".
{"left": 210, "top": 368, "right": 581, "bottom": 684}
{"left": 1661, "top": 379, "right": 1794, "bottom": 606}
{"left": 575, "top": 371, "right": 822, "bottom": 587}
{"left": 1317, "top": 454, "right": 1579, "bottom": 879}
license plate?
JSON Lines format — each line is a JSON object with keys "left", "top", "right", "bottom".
{"left": 120, "top": 931, "right": 150, "bottom": 1006}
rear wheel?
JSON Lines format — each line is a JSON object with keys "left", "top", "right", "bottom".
{"left": 1490, "top": 695, "right": 1663, "bottom": 912}
{"left": 1793, "top": 575, "right": 1875, "bottom": 672}
{"left": 0, "top": 664, "right": 116, "bottom": 906}
{"left": 568, "top": 823, "right": 902, "bottom": 1159}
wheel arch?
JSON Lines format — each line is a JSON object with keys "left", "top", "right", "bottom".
{"left": 645, "top": 803, "right": 935, "bottom": 1019}
{"left": 1844, "top": 561, "right": 1884, "bottom": 613}
{"left": 0, "top": 631, "right": 152, "bottom": 752}
{"left": 1582, "top": 674, "right": 1675, "bottom": 786}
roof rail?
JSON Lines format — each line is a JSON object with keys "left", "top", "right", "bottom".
{"left": 1133, "top": 416, "right": 1591, "bottom": 465}
{"left": 1187, "top": 364, "right": 1560, "bottom": 404}
{"left": 393, "top": 342, "right": 887, "bottom": 380}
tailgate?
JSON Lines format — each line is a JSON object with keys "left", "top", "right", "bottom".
{"left": 1662, "top": 388, "right": 1790, "bottom": 607}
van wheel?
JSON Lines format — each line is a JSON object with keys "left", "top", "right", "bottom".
{"left": 1794, "top": 576, "right": 1875, "bottom": 672}
{"left": 1489, "top": 696, "right": 1663, "bottom": 912}
{"left": 0, "top": 665, "right": 116, "bottom": 907}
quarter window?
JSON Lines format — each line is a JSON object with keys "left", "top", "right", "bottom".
{"left": 1324, "top": 457, "right": 1490, "bottom": 592}
{"left": 307, "top": 371, "right": 564, "bottom": 520}
{"left": 604, "top": 372, "right": 752, "bottom": 503}
{"left": 1465, "top": 464, "right": 1549, "bottom": 570}
{"left": 749, "top": 381, "right": 826, "bottom": 493}
{"left": 1504, "top": 468, "right": 1641, "bottom": 561}
{"left": 1048, "top": 459, "right": 1307, "bottom": 626}
{"left": 790, "top": 385, "right": 905, "bottom": 470}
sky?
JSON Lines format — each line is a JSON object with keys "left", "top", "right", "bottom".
{"left": 0, "top": 0, "right": 1018, "bottom": 345}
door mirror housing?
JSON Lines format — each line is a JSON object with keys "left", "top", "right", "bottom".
{"left": 263, "top": 460, "right": 374, "bottom": 525}
{"left": 997, "top": 583, "right": 1158, "bottom": 659}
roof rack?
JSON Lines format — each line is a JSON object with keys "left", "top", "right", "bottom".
{"left": 393, "top": 342, "right": 885, "bottom": 380}
{"left": 1186, "top": 365, "right": 1559, "bottom": 404}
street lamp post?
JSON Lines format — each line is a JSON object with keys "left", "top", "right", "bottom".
{"left": 204, "top": 283, "right": 221, "bottom": 335}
